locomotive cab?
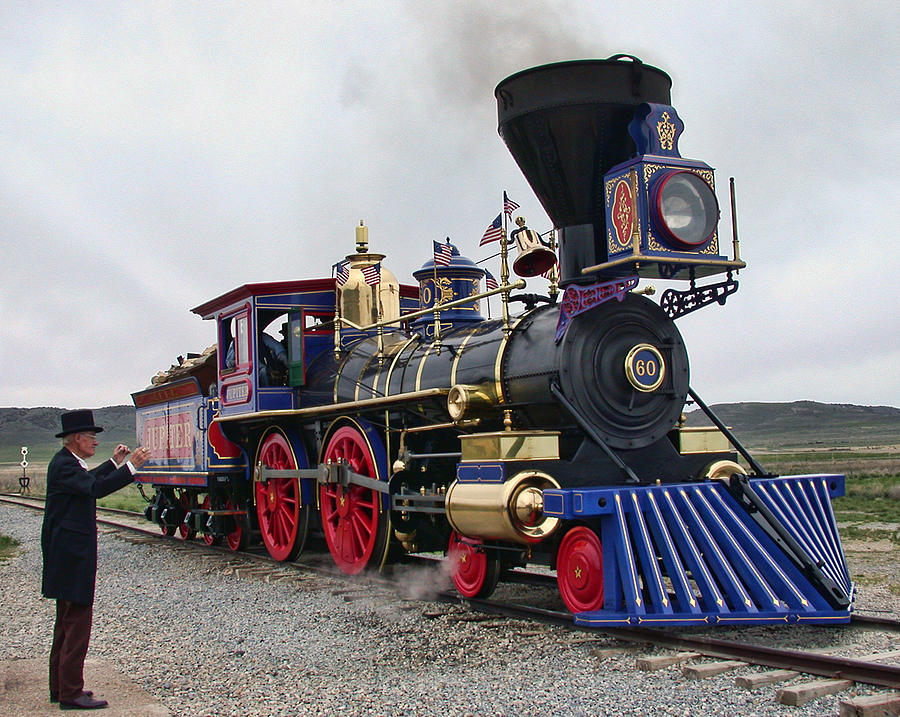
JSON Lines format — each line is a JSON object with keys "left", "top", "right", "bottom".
{"left": 194, "top": 279, "right": 340, "bottom": 416}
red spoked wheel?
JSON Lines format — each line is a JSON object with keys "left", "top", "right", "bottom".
{"left": 448, "top": 531, "right": 501, "bottom": 599}
{"left": 176, "top": 490, "right": 196, "bottom": 541}
{"left": 200, "top": 495, "right": 219, "bottom": 547}
{"left": 255, "top": 430, "right": 309, "bottom": 562}
{"left": 223, "top": 498, "right": 248, "bottom": 552}
{"left": 556, "top": 526, "right": 605, "bottom": 613}
{"left": 319, "top": 424, "right": 389, "bottom": 575}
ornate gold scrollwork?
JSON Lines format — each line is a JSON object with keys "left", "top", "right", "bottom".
{"left": 656, "top": 111, "right": 677, "bottom": 151}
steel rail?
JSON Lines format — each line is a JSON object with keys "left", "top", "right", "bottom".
{"left": 462, "top": 596, "right": 900, "bottom": 688}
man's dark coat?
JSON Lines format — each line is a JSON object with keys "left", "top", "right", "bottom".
{"left": 41, "top": 448, "right": 134, "bottom": 605}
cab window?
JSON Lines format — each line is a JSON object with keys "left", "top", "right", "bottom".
{"left": 220, "top": 311, "right": 250, "bottom": 372}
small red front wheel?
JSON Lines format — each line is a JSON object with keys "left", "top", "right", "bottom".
{"left": 447, "top": 531, "right": 501, "bottom": 599}
{"left": 556, "top": 526, "right": 605, "bottom": 613}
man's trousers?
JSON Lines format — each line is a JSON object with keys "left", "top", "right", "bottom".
{"left": 49, "top": 599, "right": 93, "bottom": 701}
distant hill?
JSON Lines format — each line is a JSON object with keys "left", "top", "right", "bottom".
{"left": 0, "top": 406, "right": 136, "bottom": 462}
{"left": 685, "top": 401, "right": 900, "bottom": 450}
{"left": 1, "top": 401, "right": 897, "bottom": 463}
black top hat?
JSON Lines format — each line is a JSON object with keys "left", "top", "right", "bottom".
{"left": 56, "top": 409, "right": 105, "bottom": 438}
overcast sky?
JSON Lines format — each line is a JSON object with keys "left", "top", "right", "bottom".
{"left": 2, "top": 1, "right": 898, "bottom": 411}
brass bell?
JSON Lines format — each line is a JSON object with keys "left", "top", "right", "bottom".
{"left": 511, "top": 217, "right": 556, "bottom": 277}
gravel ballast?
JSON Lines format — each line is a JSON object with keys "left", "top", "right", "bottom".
{"left": 0, "top": 504, "right": 897, "bottom": 716}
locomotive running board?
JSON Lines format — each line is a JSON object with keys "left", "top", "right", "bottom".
{"left": 543, "top": 475, "right": 853, "bottom": 627}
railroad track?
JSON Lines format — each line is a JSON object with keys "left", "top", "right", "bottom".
{"left": 3, "top": 493, "right": 899, "bottom": 704}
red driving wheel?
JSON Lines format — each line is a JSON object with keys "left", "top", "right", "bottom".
{"left": 319, "top": 425, "right": 386, "bottom": 575}
{"left": 448, "top": 531, "right": 500, "bottom": 599}
{"left": 556, "top": 526, "right": 605, "bottom": 613}
{"left": 255, "top": 430, "right": 307, "bottom": 562}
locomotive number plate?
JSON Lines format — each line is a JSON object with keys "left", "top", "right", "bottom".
{"left": 624, "top": 343, "right": 666, "bottom": 392}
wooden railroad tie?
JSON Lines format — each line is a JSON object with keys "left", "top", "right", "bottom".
{"left": 636, "top": 652, "right": 701, "bottom": 671}
{"left": 838, "top": 691, "right": 900, "bottom": 717}
{"left": 777, "top": 678, "right": 855, "bottom": 706}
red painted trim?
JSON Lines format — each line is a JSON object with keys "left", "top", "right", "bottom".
{"left": 193, "top": 277, "right": 419, "bottom": 318}
{"left": 135, "top": 474, "right": 209, "bottom": 487}
{"left": 193, "top": 279, "right": 337, "bottom": 318}
{"left": 132, "top": 378, "right": 201, "bottom": 407}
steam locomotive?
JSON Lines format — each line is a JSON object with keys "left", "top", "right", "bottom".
{"left": 132, "top": 56, "right": 854, "bottom": 626}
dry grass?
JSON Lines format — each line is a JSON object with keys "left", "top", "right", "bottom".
{"left": 0, "top": 463, "right": 44, "bottom": 495}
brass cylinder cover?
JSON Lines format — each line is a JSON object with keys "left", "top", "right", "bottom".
{"left": 445, "top": 471, "right": 560, "bottom": 544}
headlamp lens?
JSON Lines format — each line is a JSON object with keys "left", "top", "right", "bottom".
{"left": 657, "top": 171, "right": 718, "bottom": 247}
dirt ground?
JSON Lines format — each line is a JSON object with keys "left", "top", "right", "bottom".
{"left": 842, "top": 536, "right": 900, "bottom": 612}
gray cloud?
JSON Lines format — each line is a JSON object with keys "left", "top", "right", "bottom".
{"left": 1, "top": 1, "right": 897, "bottom": 409}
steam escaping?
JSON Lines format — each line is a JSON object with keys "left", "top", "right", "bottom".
{"left": 392, "top": 556, "right": 458, "bottom": 602}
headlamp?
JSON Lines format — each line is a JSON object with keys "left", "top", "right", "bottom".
{"left": 653, "top": 170, "right": 719, "bottom": 249}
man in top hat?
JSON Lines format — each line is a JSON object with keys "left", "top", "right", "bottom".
{"left": 41, "top": 409, "right": 150, "bottom": 710}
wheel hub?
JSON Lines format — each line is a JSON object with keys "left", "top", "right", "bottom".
{"left": 336, "top": 487, "right": 350, "bottom": 517}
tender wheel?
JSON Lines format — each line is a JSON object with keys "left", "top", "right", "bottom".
{"left": 200, "top": 495, "right": 220, "bottom": 547}
{"left": 224, "top": 498, "right": 248, "bottom": 552}
{"left": 319, "top": 424, "right": 389, "bottom": 575}
{"left": 175, "top": 490, "right": 196, "bottom": 541}
{"left": 255, "top": 430, "right": 309, "bottom": 562}
{"left": 157, "top": 489, "right": 176, "bottom": 536}
{"left": 448, "top": 531, "right": 501, "bottom": 599}
{"left": 556, "top": 526, "right": 605, "bottom": 613}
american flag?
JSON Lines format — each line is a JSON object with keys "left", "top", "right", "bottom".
{"left": 484, "top": 269, "right": 499, "bottom": 290}
{"left": 362, "top": 263, "right": 381, "bottom": 286}
{"left": 541, "top": 259, "right": 559, "bottom": 280}
{"left": 433, "top": 240, "right": 453, "bottom": 267}
{"left": 479, "top": 214, "right": 503, "bottom": 246}
{"left": 503, "top": 191, "right": 519, "bottom": 216}
{"left": 335, "top": 260, "right": 350, "bottom": 286}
